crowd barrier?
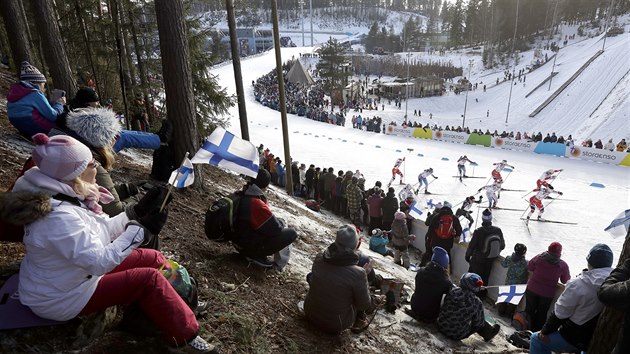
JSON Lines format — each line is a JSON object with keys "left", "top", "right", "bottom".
{"left": 385, "top": 126, "right": 630, "bottom": 166}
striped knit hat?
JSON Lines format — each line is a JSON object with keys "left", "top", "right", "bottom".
{"left": 31, "top": 133, "right": 92, "bottom": 181}
{"left": 20, "top": 61, "right": 46, "bottom": 83}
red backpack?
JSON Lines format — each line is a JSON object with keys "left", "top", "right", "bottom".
{"left": 435, "top": 214, "right": 455, "bottom": 239}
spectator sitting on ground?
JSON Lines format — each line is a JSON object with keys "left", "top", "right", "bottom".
{"left": 368, "top": 228, "right": 393, "bottom": 257}
{"left": 604, "top": 138, "right": 615, "bottom": 151}
{"left": 232, "top": 168, "right": 298, "bottom": 270}
{"left": 304, "top": 225, "right": 384, "bottom": 334}
{"left": 530, "top": 244, "right": 614, "bottom": 354}
{"left": 7, "top": 61, "right": 65, "bottom": 137}
{"left": 10, "top": 134, "right": 216, "bottom": 352}
{"left": 408, "top": 246, "right": 453, "bottom": 322}
{"left": 617, "top": 139, "right": 627, "bottom": 152}
{"left": 437, "top": 272, "right": 501, "bottom": 342}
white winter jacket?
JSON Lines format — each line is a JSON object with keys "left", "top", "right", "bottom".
{"left": 554, "top": 267, "right": 612, "bottom": 325}
{"left": 12, "top": 170, "right": 144, "bottom": 321}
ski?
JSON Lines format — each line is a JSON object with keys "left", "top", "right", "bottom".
{"left": 477, "top": 206, "right": 523, "bottom": 211}
{"left": 545, "top": 197, "right": 578, "bottom": 201}
{"left": 501, "top": 188, "right": 527, "bottom": 192}
{"left": 451, "top": 176, "right": 485, "bottom": 179}
{"left": 524, "top": 220, "right": 532, "bottom": 236}
{"left": 519, "top": 218, "right": 577, "bottom": 225}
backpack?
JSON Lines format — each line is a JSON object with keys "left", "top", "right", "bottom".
{"left": 160, "top": 259, "right": 198, "bottom": 310}
{"left": 204, "top": 192, "right": 242, "bottom": 242}
{"left": 435, "top": 214, "right": 455, "bottom": 239}
{"left": 507, "top": 330, "right": 533, "bottom": 349}
{"left": 482, "top": 234, "right": 503, "bottom": 258}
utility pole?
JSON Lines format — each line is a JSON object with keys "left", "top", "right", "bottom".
{"left": 309, "top": 0, "right": 313, "bottom": 46}
{"left": 505, "top": 0, "right": 519, "bottom": 125}
{"left": 271, "top": 0, "right": 293, "bottom": 195}
{"left": 300, "top": 0, "right": 304, "bottom": 46}
{"left": 462, "top": 59, "right": 473, "bottom": 127}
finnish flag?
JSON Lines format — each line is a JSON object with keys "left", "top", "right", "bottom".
{"left": 605, "top": 209, "right": 630, "bottom": 238}
{"left": 496, "top": 284, "right": 527, "bottom": 305}
{"left": 191, "top": 127, "right": 259, "bottom": 178}
{"left": 408, "top": 200, "right": 424, "bottom": 219}
{"left": 169, "top": 158, "right": 194, "bottom": 189}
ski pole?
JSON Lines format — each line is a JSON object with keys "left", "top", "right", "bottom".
{"left": 520, "top": 201, "right": 531, "bottom": 219}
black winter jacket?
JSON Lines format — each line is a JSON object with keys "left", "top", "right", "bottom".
{"left": 598, "top": 258, "right": 630, "bottom": 354}
{"left": 465, "top": 221, "right": 505, "bottom": 262}
{"left": 410, "top": 262, "right": 453, "bottom": 322}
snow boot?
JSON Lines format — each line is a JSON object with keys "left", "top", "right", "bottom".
{"left": 477, "top": 321, "right": 501, "bottom": 342}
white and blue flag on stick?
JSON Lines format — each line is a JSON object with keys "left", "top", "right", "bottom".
{"left": 169, "top": 157, "right": 194, "bottom": 189}
{"left": 605, "top": 209, "right": 630, "bottom": 238}
{"left": 408, "top": 200, "right": 424, "bottom": 219}
{"left": 191, "top": 127, "right": 259, "bottom": 178}
{"left": 496, "top": 284, "right": 527, "bottom": 305}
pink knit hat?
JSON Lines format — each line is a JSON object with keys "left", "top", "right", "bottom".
{"left": 547, "top": 242, "right": 562, "bottom": 257}
{"left": 31, "top": 133, "right": 92, "bottom": 181}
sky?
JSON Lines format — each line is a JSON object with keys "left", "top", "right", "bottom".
{"left": 209, "top": 15, "right": 630, "bottom": 275}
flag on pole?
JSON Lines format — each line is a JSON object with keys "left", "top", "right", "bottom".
{"left": 496, "top": 284, "right": 527, "bottom": 305}
{"left": 168, "top": 158, "right": 194, "bottom": 189}
{"left": 191, "top": 127, "right": 259, "bottom": 178}
{"left": 605, "top": 209, "right": 630, "bottom": 238}
{"left": 408, "top": 200, "right": 424, "bottom": 219}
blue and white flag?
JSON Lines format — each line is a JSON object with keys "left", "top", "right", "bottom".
{"left": 496, "top": 284, "right": 527, "bottom": 305}
{"left": 191, "top": 127, "right": 259, "bottom": 178}
{"left": 409, "top": 200, "right": 424, "bottom": 219}
{"left": 169, "top": 158, "right": 194, "bottom": 189}
{"left": 605, "top": 209, "right": 630, "bottom": 238}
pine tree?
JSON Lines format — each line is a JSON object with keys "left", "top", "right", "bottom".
{"left": 450, "top": 0, "right": 465, "bottom": 46}
{"left": 316, "top": 38, "right": 349, "bottom": 107}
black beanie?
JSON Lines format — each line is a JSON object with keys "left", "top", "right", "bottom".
{"left": 253, "top": 168, "right": 271, "bottom": 189}
{"left": 74, "top": 87, "right": 99, "bottom": 106}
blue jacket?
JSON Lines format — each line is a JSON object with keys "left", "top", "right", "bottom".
{"left": 369, "top": 235, "right": 389, "bottom": 255}
{"left": 7, "top": 81, "right": 63, "bottom": 137}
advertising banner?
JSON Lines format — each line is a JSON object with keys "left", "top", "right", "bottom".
{"left": 385, "top": 125, "right": 413, "bottom": 137}
{"left": 433, "top": 130, "right": 469, "bottom": 144}
{"left": 491, "top": 137, "right": 538, "bottom": 153}
{"left": 412, "top": 128, "right": 433, "bottom": 139}
{"left": 566, "top": 146, "right": 630, "bottom": 165}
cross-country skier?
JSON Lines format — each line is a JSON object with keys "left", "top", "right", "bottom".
{"left": 455, "top": 195, "right": 483, "bottom": 226}
{"left": 388, "top": 157, "right": 405, "bottom": 187}
{"left": 536, "top": 168, "right": 563, "bottom": 188}
{"left": 491, "top": 159, "right": 514, "bottom": 184}
{"left": 398, "top": 184, "right": 415, "bottom": 201}
{"left": 527, "top": 185, "right": 563, "bottom": 221}
{"left": 457, "top": 155, "right": 476, "bottom": 181}
{"left": 478, "top": 183, "right": 501, "bottom": 209}
{"left": 416, "top": 168, "right": 438, "bottom": 194}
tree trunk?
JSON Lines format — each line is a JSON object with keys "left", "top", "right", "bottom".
{"left": 0, "top": 0, "right": 35, "bottom": 74}
{"left": 29, "top": 0, "right": 77, "bottom": 95}
{"left": 74, "top": 0, "right": 99, "bottom": 93}
{"left": 154, "top": 0, "right": 199, "bottom": 185}
{"left": 588, "top": 227, "right": 630, "bottom": 353}
{"left": 107, "top": 0, "right": 130, "bottom": 124}
{"left": 125, "top": 0, "right": 151, "bottom": 122}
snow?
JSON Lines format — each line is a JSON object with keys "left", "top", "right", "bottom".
{"left": 201, "top": 12, "right": 630, "bottom": 350}
{"left": 209, "top": 33, "right": 630, "bottom": 275}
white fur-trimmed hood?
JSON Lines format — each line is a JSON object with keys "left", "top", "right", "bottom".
{"left": 66, "top": 107, "right": 121, "bottom": 148}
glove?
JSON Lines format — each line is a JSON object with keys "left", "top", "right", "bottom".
{"left": 127, "top": 186, "right": 171, "bottom": 220}
{"left": 477, "top": 188, "right": 482, "bottom": 193}
{"left": 478, "top": 195, "right": 483, "bottom": 201}
{"left": 434, "top": 176, "right": 439, "bottom": 179}
{"left": 115, "top": 183, "right": 140, "bottom": 200}
{"left": 137, "top": 208, "right": 169, "bottom": 236}
{"left": 558, "top": 191, "right": 563, "bottom": 196}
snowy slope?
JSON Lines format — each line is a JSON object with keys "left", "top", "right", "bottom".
{"left": 210, "top": 45, "right": 630, "bottom": 277}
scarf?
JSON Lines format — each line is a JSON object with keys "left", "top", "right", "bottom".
{"left": 15, "top": 168, "right": 113, "bottom": 214}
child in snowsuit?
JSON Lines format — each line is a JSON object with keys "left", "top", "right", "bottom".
{"left": 390, "top": 211, "right": 415, "bottom": 269}
{"left": 497, "top": 243, "right": 528, "bottom": 318}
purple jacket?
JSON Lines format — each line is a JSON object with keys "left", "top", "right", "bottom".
{"left": 527, "top": 252, "right": 571, "bottom": 298}
{"left": 367, "top": 194, "right": 383, "bottom": 217}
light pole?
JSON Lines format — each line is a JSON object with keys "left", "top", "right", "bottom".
{"left": 405, "top": 52, "right": 411, "bottom": 120}
{"left": 505, "top": 0, "right": 519, "bottom": 125}
{"left": 462, "top": 59, "right": 473, "bottom": 127}
{"left": 309, "top": 0, "right": 313, "bottom": 46}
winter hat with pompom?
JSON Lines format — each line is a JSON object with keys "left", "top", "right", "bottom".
{"left": 394, "top": 211, "right": 406, "bottom": 220}
{"left": 31, "top": 133, "right": 92, "bottom": 181}
{"left": 66, "top": 107, "right": 121, "bottom": 148}
{"left": 460, "top": 272, "right": 484, "bottom": 292}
